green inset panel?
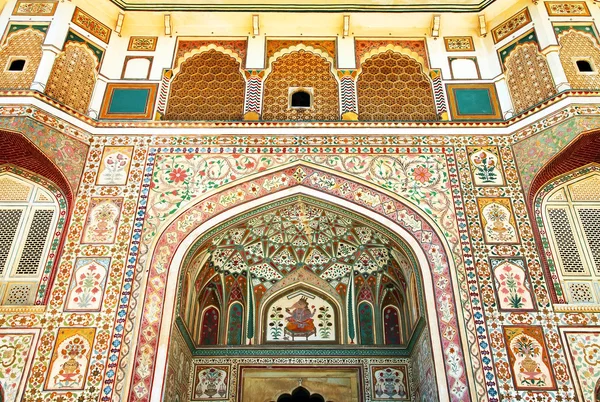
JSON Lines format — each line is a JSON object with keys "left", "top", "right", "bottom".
{"left": 108, "top": 88, "right": 150, "bottom": 114}
{"left": 453, "top": 88, "right": 494, "bottom": 115}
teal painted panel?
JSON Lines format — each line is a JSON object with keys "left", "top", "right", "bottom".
{"left": 454, "top": 88, "right": 494, "bottom": 115}
{"left": 108, "top": 88, "right": 150, "bottom": 114}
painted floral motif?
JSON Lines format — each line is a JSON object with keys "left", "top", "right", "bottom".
{"left": 0, "top": 333, "right": 33, "bottom": 402}
{"left": 373, "top": 366, "right": 410, "bottom": 400}
{"left": 192, "top": 366, "right": 229, "bottom": 400}
{"left": 145, "top": 154, "right": 454, "bottom": 246}
{"left": 504, "top": 326, "right": 555, "bottom": 390}
{"left": 65, "top": 257, "right": 110, "bottom": 311}
{"left": 491, "top": 259, "right": 534, "bottom": 310}
{"left": 46, "top": 328, "right": 95, "bottom": 391}
{"left": 467, "top": 147, "right": 504, "bottom": 186}
{"left": 478, "top": 198, "right": 519, "bottom": 244}
{"left": 266, "top": 290, "right": 336, "bottom": 343}
{"left": 81, "top": 198, "right": 122, "bottom": 244}
{"left": 97, "top": 147, "right": 133, "bottom": 185}
{"left": 566, "top": 332, "right": 600, "bottom": 402}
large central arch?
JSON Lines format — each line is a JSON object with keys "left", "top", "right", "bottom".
{"left": 125, "top": 162, "right": 470, "bottom": 402}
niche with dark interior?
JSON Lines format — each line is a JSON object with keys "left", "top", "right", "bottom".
{"left": 277, "top": 386, "right": 325, "bottom": 402}
{"left": 291, "top": 90, "right": 312, "bottom": 108}
{"left": 8, "top": 59, "right": 26, "bottom": 71}
{"left": 576, "top": 59, "right": 593, "bottom": 73}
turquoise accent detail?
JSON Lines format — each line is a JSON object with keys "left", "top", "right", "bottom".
{"left": 499, "top": 30, "right": 537, "bottom": 66}
{"left": 108, "top": 89, "right": 150, "bottom": 114}
{"left": 554, "top": 24, "right": 598, "bottom": 39}
{"left": 454, "top": 88, "right": 494, "bottom": 115}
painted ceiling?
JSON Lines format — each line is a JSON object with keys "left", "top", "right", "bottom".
{"left": 194, "top": 198, "right": 414, "bottom": 295}
{"left": 110, "top": 0, "right": 495, "bottom": 12}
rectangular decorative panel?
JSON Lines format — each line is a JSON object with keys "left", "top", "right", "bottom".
{"left": 504, "top": 326, "right": 556, "bottom": 390}
{"left": 65, "top": 257, "right": 110, "bottom": 312}
{"left": 4, "top": 282, "right": 35, "bottom": 305}
{"left": 71, "top": 7, "right": 111, "bottom": 44}
{"left": 371, "top": 365, "right": 411, "bottom": 400}
{"left": 128, "top": 36, "right": 158, "bottom": 51}
{"left": 466, "top": 146, "right": 505, "bottom": 186}
{"left": 192, "top": 365, "right": 231, "bottom": 400}
{"left": 81, "top": 197, "right": 123, "bottom": 244}
{"left": 446, "top": 83, "right": 502, "bottom": 120}
{"left": 12, "top": 0, "right": 57, "bottom": 15}
{"left": 97, "top": 146, "right": 134, "bottom": 185}
{"left": 99, "top": 83, "right": 158, "bottom": 120}
{"left": 0, "top": 331, "right": 36, "bottom": 402}
{"left": 444, "top": 36, "right": 474, "bottom": 52}
{"left": 45, "top": 327, "right": 95, "bottom": 391}
{"left": 489, "top": 257, "right": 535, "bottom": 311}
{"left": 545, "top": 1, "right": 590, "bottom": 16}
{"left": 476, "top": 197, "right": 520, "bottom": 244}
{"left": 492, "top": 8, "right": 532, "bottom": 43}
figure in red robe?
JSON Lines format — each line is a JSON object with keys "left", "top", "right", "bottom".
{"left": 285, "top": 297, "right": 316, "bottom": 334}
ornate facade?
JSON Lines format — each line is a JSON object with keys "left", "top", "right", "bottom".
{"left": 0, "top": 0, "right": 599, "bottom": 401}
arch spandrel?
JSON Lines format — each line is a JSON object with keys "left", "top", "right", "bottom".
{"left": 128, "top": 162, "right": 472, "bottom": 402}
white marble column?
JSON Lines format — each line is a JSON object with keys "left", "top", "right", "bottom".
{"left": 87, "top": 75, "right": 108, "bottom": 118}
{"left": 544, "top": 46, "right": 571, "bottom": 92}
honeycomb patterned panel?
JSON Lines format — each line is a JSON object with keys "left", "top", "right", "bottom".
{"left": 559, "top": 30, "right": 600, "bottom": 90}
{"left": 356, "top": 51, "right": 437, "bottom": 121}
{"left": 505, "top": 43, "right": 557, "bottom": 113}
{"left": 262, "top": 50, "right": 339, "bottom": 121}
{"left": 165, "top": 50, "right": 245, "bottom": 121}
{"left": 0, "top": 29, "right": 44, "bottom": 89}
{"left": 45, "top": 42, "right": 97, "bottom": 114}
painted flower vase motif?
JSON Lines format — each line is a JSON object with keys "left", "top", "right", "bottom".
{"left": 510, "top": 334, "right": 552, "bottom": 388}
{"left": 374, "top": 367, "right": 408, "bottom": 399}
{"left": 99, "top": 152, "right": 129, "bottom": 184}
{"left": 471, "top": 150, "right": 499, "bottom": 184}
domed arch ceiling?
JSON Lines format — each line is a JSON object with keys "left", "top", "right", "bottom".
{"left": 184, "top": 196, "right": 417, "bottom": 303}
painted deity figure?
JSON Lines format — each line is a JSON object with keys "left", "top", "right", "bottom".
{"left": 285, "top": 297, "right": 316, "bottom": 338}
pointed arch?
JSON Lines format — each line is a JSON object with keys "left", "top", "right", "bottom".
{"left": 127, "top": 160, "right": 471, "bottom": 400}
{"left": 166, "top": 48, "right": 246, "bottom": 121}
{"left": 557, "top": 29, "right": 600, "bottom": 90}
{"left": 530, "top": 130, "right": 600, "bottom": 304}
{"left": 0, "top": 28, "right": 45, "bottom": 89}
{"left": 45, "top": 42, "right": 98, "bottom": 114}
{"left": 262, "top": 46, "right": 340, "bottom": 121}
{"left": 356, "top": 49, "right": 436, "bottom": 121}
{"left": 504, "top": 42, "right": 556, "bottom": 114}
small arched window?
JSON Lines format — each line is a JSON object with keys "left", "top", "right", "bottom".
{"left": 0, "top": 172, "right": 59, "bottom": 305}
{"left": 7, "top": 59, "right": 26, "bottom": 72}
{"left": 576, "top": 59, "right": 594, "bottom": 73}
{"left": 543, "top": 171, "right": 600, "bottom": 304}
{"left": 289, "top": 87, "right": 313, "bottom": 109}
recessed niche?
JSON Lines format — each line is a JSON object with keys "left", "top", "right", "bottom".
{"left": 288, "top": 87, "right": 314, "bottom": 109}
{"left": 576, "top": 59, "right": 594, "bottom": 73}
{"left": 7, "top": 58, "right": 26, "bottom": 72}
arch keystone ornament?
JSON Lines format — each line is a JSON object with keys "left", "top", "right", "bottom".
{"left": 123, "top": 161, "right": 475, "bottom": 402}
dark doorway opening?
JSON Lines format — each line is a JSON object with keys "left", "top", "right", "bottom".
{"left": 277, "top": 386, "right": 325, "bottom": 402}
